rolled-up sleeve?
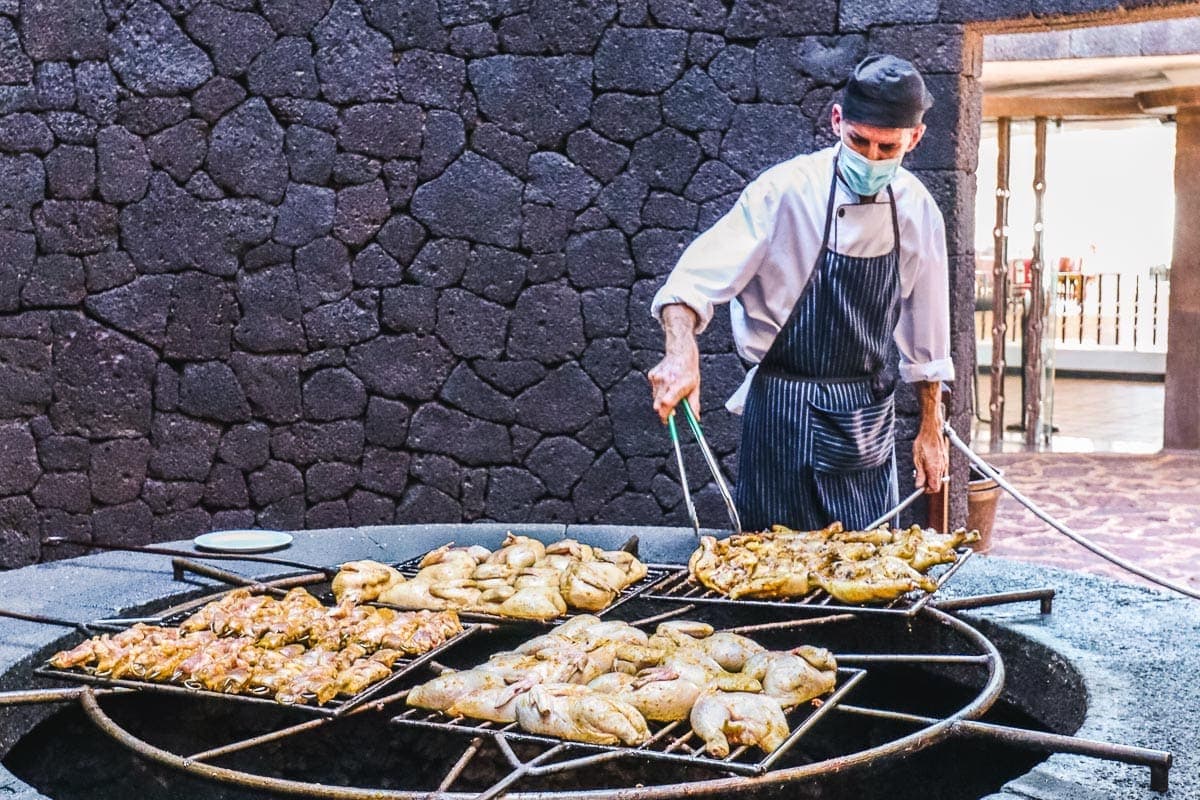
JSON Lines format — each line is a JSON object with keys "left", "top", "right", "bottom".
{"left": 896, "top": 195, "right": 955, "bottom": 384}
{"left": 651, "top": 183, "right": 774, "bottom": 334}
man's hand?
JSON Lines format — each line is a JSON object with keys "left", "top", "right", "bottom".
{"left": 647, "top": 304, "right": 701, "bottom": 424}
{"left": 912, "top": 381, "right": 947, "bottom": 494}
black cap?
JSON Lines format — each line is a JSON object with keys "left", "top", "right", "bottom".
{"left": 842, "top": 54, "right": 933, "bottom": 128}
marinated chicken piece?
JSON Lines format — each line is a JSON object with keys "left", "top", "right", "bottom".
{"left": 690, "top": 691, "right": 789, "bottom": 757}
{"left": 814, "top": 556, "right": 938, "bottom": 604}
{"left": 496, "top": 586, "right": 568, "bottom": 620}
{"left": 416, "top": 546, "right": 479, "bottom": 583}
{"left": 331, "top": 560, "right": 404, "bottom": 603}
{"left": 546, "top": 614, "right": 604, "bottom": 638}
{"left": 377, "top": 578, "right": 449, "bottom": 610}
{"left": 697, "top": 632, "right": 766, "bottom": 672}
{"left": 559, "top": 561, "right": 621, "bottom": 612}
{"left": 647, "top": 620, "right": 714, "bottom": 653}
{"left": 446, "top": 679, "right": 536, "bottom": 723}
{"left": 515, "top": 683, "right": 649, "bottom": 746}
{"left": 742, "top": 646, "right": 837, "bottom": 707}
{"left": 478, "top": 650, "right": 587, "bottom": 684}
{"left": 688, "top": 522, "right": 973, "bottom": 605}
{"left": 485, "top": 533, "right": 547, "bottom": 570}
{"left": 408, "top": 670, "right": 508, "bottom": 711}
{"left": 612, "top": 642, "right": 668, "bottom": 674}
{"left": 617, "top": 667, "right": 704, "bottom": 721}
{"left": 428, "top": 580, "right": 482, "bottom": 608}
{"left": 727, "top": 570, "right": 811, "bottom": 600}
{"left": 596, "top": 549, "right": 648, "bottom": 583}
{"left": 50, "top": 588, "right": 459, "bottom": 707}
{"left": 657, "top": 649, "right": 760, "bottom": 693}
{"left": 513, "top": 566, "right": 563, "bottom": 589}
{"left": 577, "top": 620, "right": 649, "bottom": 649}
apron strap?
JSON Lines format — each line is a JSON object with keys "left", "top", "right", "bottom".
{"left": 885, "top": 183, "right": 900, "bottom": 255}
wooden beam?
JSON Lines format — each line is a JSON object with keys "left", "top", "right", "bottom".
{"left": 983, "top": 94, "right": 1144, "bottom": 119}
{"left": 1137, "top": 85, "right": 1200, "bottom": 113}
{"left": 989, "top": 118, "right": 1011, "bottom": 451}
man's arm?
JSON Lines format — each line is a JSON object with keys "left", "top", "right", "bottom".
{"left": 647, "top": 304, "right": 701, "bottom": 424}
{"left": 912, "top": 380, "right": 947, "bottom": 493}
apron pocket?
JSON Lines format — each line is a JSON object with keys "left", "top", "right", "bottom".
{"left": 809, "top": 394, "right": 895, "bottom": 473}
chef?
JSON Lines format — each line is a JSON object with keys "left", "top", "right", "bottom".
{"left": 648, "top": 54, "right": 953, "bottom": 532}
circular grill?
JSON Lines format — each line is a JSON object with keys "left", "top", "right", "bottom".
{"left": 45, "top": 577, "right": 1009, "bottom": 798}
{"left": 1, "top": 529, "right": 1174, "bottom": 800}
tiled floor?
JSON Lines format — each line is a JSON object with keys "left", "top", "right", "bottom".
{"left": 960, "top": 372, "right": 1200, "bottom": 594}
{"left": 970, "top": 373, "right": 1164, "bottom": 454}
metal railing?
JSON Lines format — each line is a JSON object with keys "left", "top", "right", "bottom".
{"left": 975, "top": 271, "right": 1169, "bottom": 351}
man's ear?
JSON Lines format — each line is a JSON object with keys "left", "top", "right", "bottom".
{"left": 830, "top": 103, "right": 843, "bottom": 138}
{"left": 905, "top": 123, "right": 927, "bottom": 153}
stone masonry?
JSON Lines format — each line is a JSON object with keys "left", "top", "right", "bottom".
{"left": 0, "top": 0, "right": 1192, "bottom": 566}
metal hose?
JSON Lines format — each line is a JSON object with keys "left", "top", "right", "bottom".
{"left": 943, "top": 423, "right": 1200, "bottom": 602}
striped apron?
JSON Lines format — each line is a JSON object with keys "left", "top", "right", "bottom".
{"left": 734, "top": 160, "right": 902, "bottom": 532}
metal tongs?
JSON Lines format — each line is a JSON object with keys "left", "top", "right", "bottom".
{"left": 667, "top": 398, "right": 742, "bottom": 538}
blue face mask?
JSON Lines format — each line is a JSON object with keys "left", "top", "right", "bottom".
{"left": 837, "top": 143, "right": 902, "bottom": 197}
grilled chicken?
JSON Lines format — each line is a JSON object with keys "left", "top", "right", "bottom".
{"left": 690, "top": 690, "right": 790, "bottom": 757}
{"left": 813, "top": 556, "right": 938, "bottom": 604}
{"left": 688, "top": 524, "right": 977, "bottom": 605}
{"left": 515, "top": 683, "right": 650, "bottom": 745}
{"left": 51, "top": 589, "right": 461, "bottom": 706}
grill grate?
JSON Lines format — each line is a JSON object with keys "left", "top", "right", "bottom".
{"left": 390, "top": 667, "right": 866, "bottom": 777}
{"left": 35, "top": 620, "right": 482, "bottom": 718}
{"left": 644, "top": 548, "right": 974, "bottom": 617}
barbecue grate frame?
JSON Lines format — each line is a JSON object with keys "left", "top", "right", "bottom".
{"left": 34, "top": 616, "right": 483, "bottom": 718}
{"left": 644, "top": 548, "right": 974, "bottom": 617}
{"left": 390, "top": 667, "right": 867, "bottom": 777}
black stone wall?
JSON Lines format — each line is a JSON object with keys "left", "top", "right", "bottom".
{"left": 0, "top": 0, "right": 1192, "bottom": 565}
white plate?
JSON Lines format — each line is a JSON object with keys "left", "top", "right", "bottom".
{"left": 193, "top": 529, "right": 294, "bottom": 554}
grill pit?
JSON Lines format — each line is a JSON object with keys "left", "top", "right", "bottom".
{"left": 0, "top": 525, "right": 1188, "bottom": 800}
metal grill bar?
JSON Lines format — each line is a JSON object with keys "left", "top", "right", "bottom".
{"left": 722, "top": 615, "right": 856, "bottom": 634}
{"left": 933, "top": 588, "right": 1055, "bottom": 615}
{"left": 390, "top": 669, "right": 867, "bottom": 778}
{"left": 836, "top": 704, "right": 1172, "bottom": 792}
{"left": 833, "top": 654, "right": 991, "bottom": 665}
{"left": 644, "top": 549, "right": 972, "bottom": 618}
{"left": 437, "top": 737, "right": 485, "bottom": 793}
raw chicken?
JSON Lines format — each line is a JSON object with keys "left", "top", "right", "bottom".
{"left": 406, "top": 669, "right": 507, "bottom": 711}
{"left": 690, "top": 690, "right": 789, "bottom": 757}
{"left": 331, "top": 560, "right": 404, "bottom": 603}
{"left": 497, "top": 586, "right": 568, "bottom": 620}
{"left": 515, "top": 683, "right": 649, "bottom": 746}
{"left": 697, "top": 632, "right": 766, "bottom": 672}
{"left": 742, "top": 646, "right": 837, "bottom": 707}
{"left": 445, "top": 679, "right": 535, "bottom": 723}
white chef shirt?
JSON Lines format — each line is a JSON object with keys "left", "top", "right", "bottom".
{"left": 652, "top": 145, "right": 955, "bottom": 414}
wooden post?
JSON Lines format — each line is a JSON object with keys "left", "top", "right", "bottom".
{"left": 989, "top": 118, "right": 1011, "bottom": 450}
{"left": 1023, "top": 117, "right": 1048, "bottom": 449}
